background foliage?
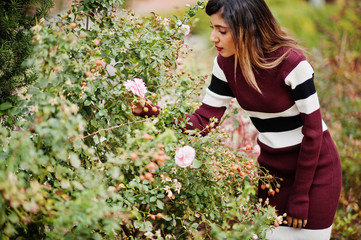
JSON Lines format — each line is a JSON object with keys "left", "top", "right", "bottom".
{"left": 313, "top": 0, "right": 361, "bottom": 239}
{"left": 0, "top": 0, "right": 54, "bottom": 104}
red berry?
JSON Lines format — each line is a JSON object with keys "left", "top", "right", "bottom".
{"left": 268, "top": 189, "right": 275, "bottom": 196}
{"left": 70, "top": 22, "right": 77, "bottom": 29}
{"left": 156, "top": 213, "right": 163, "bottom": 219}
{"left": 85, "top": 71, "right": 92, "bottom": 78}
{"left": 144, "top": 172, "right": 153, "bottom": 181}
{"left": 147, "top": 162, "right": 158, "bottom": 171}
{"left": 143, "top": 134, "right": 152, "bottom": 140}
{"left": 150, "top": 215, "right": 156, "bottom": 220}
{"left": 130, "top": 152, "right": 138, "bottom": 161}
{"left": 240, "top": 171, "right": 246, "bottom": 179}
{"left": 95, "top": 59, "right": 102, "bottom": 66}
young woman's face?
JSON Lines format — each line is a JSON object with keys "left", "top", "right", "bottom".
{"left": 210, "top": 12, "right": 236, "bottom": 57}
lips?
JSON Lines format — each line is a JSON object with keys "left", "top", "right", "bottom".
{"left": 216, "top": 46, "right": 223, "bottom": 52}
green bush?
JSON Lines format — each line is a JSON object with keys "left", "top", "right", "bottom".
{"left": 0, "top": 1, "right": 279, "bottom": 239}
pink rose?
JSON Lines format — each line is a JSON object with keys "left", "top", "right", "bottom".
{"left": 175, "top": 146, "right": 195, "bottom": 168}
{"left": 93, "top": 38, "right": 100, "bottom": 45}
{"left": 124, "top": 78, "right": 148, "bottom": 98}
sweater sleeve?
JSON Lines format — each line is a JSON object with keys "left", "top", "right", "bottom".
{"left": 183, "top": 56, "right": 234, "bottom": 135}
{"left": 134, "top": 56, "right": 234, "bottom": 135}
{"left": 284, "top": 60, "right": 324, "bottom": 220}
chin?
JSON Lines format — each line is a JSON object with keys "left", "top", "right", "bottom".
{"left": 220, "top": 52, "right": 234, "bottom": 58}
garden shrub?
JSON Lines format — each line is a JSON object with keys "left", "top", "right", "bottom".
{"left": 0, "top": 0, "right": 279, "bottom": 239}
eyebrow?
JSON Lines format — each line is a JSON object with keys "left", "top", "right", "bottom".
{"left": 214, "top": 24, "right": 229, "bottom": 28}
{"left": 210, "top": 22, "right": 229, "bottom": 28}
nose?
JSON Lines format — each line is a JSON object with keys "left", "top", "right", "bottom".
{"left": 210, "top": 29, "right": 219, "bottom": 43}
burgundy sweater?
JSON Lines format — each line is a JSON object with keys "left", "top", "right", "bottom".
{"left": 140, "top": 48, "right": 342, "bottom": 229}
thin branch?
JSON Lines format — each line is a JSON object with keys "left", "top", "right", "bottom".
{"left": 82, "top": 119, "right": 148, "bottom": 139}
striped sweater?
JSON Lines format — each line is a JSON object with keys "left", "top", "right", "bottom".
{"left": 141, "top": 47, "right": 342, "bottom": 229}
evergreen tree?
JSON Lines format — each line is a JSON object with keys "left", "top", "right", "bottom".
{"left": 0, "top": 0, "right": 54, "bottom": 104}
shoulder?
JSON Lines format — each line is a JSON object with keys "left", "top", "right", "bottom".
{"left": 284, "top": 48, "right": 307, "bottom": 65}
{"left": 279, "top": 48, "right": 312, "bottom": 81}
{"left": 281, "top": 49, "right": 314, "bottom": 88}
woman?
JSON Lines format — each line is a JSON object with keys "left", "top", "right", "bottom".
{"left": 133, "top": 0, "right": 342, "bottom": 239}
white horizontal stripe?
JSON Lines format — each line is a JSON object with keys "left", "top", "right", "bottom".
{"left": 258, "top": 123, "right": 328, "bottom": 149}
{"left": 212, "top": 57, "right": 227, "bottom": 82}
{"left": 246, "top": 104, "right": 300, "bottom": 119}
{"left": 266, "top": 225, "right": 332, "bottom": 240}
{"left": 258, "top": 127, "right": 304, "bottom": 149}
{"left": 285, "top": 60, "right": 314, "bottom": 89}
{"left": 295, "top": 93, "right": 320, "bottom": 114}
{"left": 202, "top": 88, "right": 233, "bottom": 107}
{"left": 322, "top": 120, "right": 328, "bottom": 131}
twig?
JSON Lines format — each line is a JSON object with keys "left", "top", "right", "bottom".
{"left": 82, "top": 119, "right": 148, "bottom": 139}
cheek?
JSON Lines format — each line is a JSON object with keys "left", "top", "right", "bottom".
{"left": 227, "top": 41, "right": 235, "bottom": 52}
{"left": 226, "top": 37, "right": 235, "bottom": 48}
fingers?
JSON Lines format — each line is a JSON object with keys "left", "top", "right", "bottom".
{"left": 303, "top": 219, "right": 308, "bottom": 228}
{"left": 286, "top": 216, "right": 307, "bottom": 229}
{"left": 131, "top": 98, "right": 146, "bottom": 115}
{"left": 287, "top": 216, "right": 292, "bottom": 227}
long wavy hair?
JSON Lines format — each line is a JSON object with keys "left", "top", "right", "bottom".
{"left": 206, "top": 0, "right": 305, "bottom": 93}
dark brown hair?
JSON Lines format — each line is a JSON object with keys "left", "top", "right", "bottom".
{"left": 206, "top": 0, "right": 305, "bottom": 93}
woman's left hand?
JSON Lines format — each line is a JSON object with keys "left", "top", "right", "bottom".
{"left": 131, "top": 98, "right": 146, "bottom": 115}
{"left": 287, "top": 216, "right": 307, "bottom": 229}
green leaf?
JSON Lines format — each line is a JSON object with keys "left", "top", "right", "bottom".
{"left": 69, "top": 152, "right": 81, "bottom": 168}
{"left": 72, "top": 181, "right": 84, "bottom": 190}
{"left": 0, "top": 102, "right": 12, "bottom": 111}
{"left": 157, "top": 199, "right": 164, "bottom": 209}
{"left": 142, "top": 221, "right": 153, "bottom": 232}
{"left": 133, "top": 220, "right": 142, "bottom": 229}
{"left": 129, "top": 180, "right": 137, "bottom": 188}
{"left": 84, "top": 100, "right": 92, "bottom": 106}
{"left": 192, "top": 159, "right": 202, "bottom": 169}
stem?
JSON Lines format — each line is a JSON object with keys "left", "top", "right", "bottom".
{"left": 82, "top": 119, "right": 148, "bottom": 139}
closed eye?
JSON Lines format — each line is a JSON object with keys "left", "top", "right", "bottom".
{"left": 210, "top": 26, "right": 227, "bottom": 35}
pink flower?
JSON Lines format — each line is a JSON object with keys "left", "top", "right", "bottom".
{"left": 93, "top": 38, "right": 100, "bottom": 45}
{"left": 124, "top": 78, "right": 148, "bottom": 98}
{"left": 175, "top": 146, "right": 195, "bottom": 168}
{"left": 253, "top": 144, "right": 261, "bottom": 157}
